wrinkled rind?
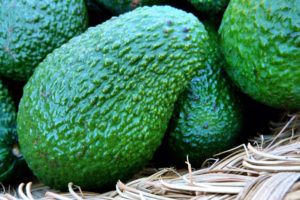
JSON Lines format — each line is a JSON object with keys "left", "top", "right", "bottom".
{"left": 95, "top": 0, "right": 168, "bottom": 14}
{"left": 0, "top": 0, "right": 88, "bottom": 81}
{"left": 219, "top": 0, "right": 300, "bottom": 109}
{"left": 0, "top": 79, "right": 19, "bottom": 181}
{"left": 168, "top": 21, "right": 243, "bottom": 166}
{"left": 17, "top": 6, "right": 209, "bottom": 190}
{"left": 188, "top": 0, "right": 230, "bottom": 14}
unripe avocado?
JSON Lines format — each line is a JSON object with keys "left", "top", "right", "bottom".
{"left": 167, "top": 21, "right": 243, "bottom": 166}
{"left": 0, "top": 0, "right": 88, "bottom": 81}
{"left": 95, "top": 0, "right": 168, "bottom": 14}
{"left": 188, "top": 0, "right": 229, "bottom": 14}
{"left": 219, "top": 0, "right": 300, "bottom": 110}
{"left": 0, "top": 79, "right": 23, "bottom": 182}
{"left": 17, "top": 6, "right": 209, "bottom": 190}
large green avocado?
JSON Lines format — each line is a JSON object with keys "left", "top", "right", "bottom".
{"left": 17, "top": 6, "right": 209, "bottom": 190}
{"left": 167, "top": 21, "right": 243, "bottom": 166}
{"left": 0, "top": 79, "right": 23, "bottom": 182}
{"left": 188, "top": 0, "right": 230, "bottom": 14}
{"left": 0, "top": 0, "right": 88, "bottom": 81}
{"left": 94, "top": 0, "right": 168, "bottom": 14}
{"left": 219, "top": 0, "right": 300, "bottom": 110}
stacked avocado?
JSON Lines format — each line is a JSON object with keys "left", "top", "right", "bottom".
{"left": 167, "top": 21, "right": 243, "bottom": 166}
{"left": 0, "top": 0, "right": 298, "bottom": 193}
{"left": 219, "top": 0, "right": 300, "bottom": 109}
{"left": 17, "top": 6, "right": 209, "bottom": 190}
{"left": 0, "top": 79, "right": 23, "bottom": 182}
{"left": 0, "top": 0, "right": 88, "bottom": 81}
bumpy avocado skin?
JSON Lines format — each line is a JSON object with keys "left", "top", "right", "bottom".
{"left": 219, "top": 0, "right": 300, "bottom": 109}
{"left": 168, "top": 21, "right": 243, "bottom": 166}
{"left": 0, "top": 0, "right": 88, "bottom": 81}
{"left": 95, "top": 0, "right": 168, "bottom": 14}
{"left": 188, "top": 0, "right": 229, "bottom": 14}
{"left": 17, "top": 6, "right": 209, "bottom": 190}
{"left": 0, "top": 79, "right": 22, "bottom": 182}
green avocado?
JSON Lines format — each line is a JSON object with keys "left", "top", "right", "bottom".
{"left": 94, "top": 0, "right": 168, "bottom": 14}
{"left": 17, "top": 6, "right": 209, "bottom": 190}
{"left": 188, "top": 0, "right": 230, "bottom": 14}
{"left": 219, "top": 0, "right": 300, "bottom": 110}
{"left": 0, "top": 0, "right": 88, "bottom": 81}
{"left": 0, "top": 79, "right": 23, "bottom": 182}
{"left": 167, "top": 21, "right": 243, "bottom": 166}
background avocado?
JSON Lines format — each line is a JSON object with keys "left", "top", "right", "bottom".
{"left": 188, "top": 0, "right": 230, "bottom": 14}
{"left": 219, "top": 0, "right": 300, "bottom": 110}
{"left": 0, "top": 79, "right": 24, "bottom": 182}
{"left": 167, "top": 21, "right": 243, "bottom": 167}
{"left": 17, "top": 6, "right": 209, "bottom": 190}
{"left": 94, "top": 0, "right": 169, "bottom": 14}
{"left": 0, "top": 0, "right": 88, "bottom": 81}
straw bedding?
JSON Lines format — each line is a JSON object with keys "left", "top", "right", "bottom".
{"left": 1, "top": 113, "right": 299, "bottom": 200}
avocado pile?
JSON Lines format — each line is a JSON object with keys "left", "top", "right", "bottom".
{"left": 0, "top": 0, "right": 298, "bottom": 191}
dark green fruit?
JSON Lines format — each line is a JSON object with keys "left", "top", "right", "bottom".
{"left": 219, "top": 0, "right": 300, "bottom": 110}
{"left": 17, "top": 6, "right": 209, "bottom": 190}
{"left": 168, "top": 21, "right": 243, "bottom": 166}
{"left": 95, "top": 0, "right": 168, "bottom": 14}
{"left": 0, "top": 0, "right": 88, "bottom": 81}
{"left": 0, "top": 79, "right": 23, "bottom": 182}
{"left": 188, "top": 0, "right": 229, "bottom": 14}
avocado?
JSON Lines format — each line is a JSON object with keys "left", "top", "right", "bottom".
{"left": 188, "top": 0, "right": 229, "bottom": 14}
{"left": 0, "top": 79, "right": 23, "bottom": 182}
{"left": 0, "top": 0, "right": 88, "bottom": 81}
{"left": 17, "top": 6, "right": 209, "bottom": 190}
{"left": 219, "top": 0, "right": 300, "bottom": 110}
{"left": 167, "top": 21, "right": 243, "bottom": 166}
{"left": 94, "top": 0, "right": 168, "bottom": 14}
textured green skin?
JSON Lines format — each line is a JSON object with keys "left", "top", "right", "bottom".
{"left": 188, "top": 0, "right": 229, "bottom": 14}
{"left": 17, "top": 6, "right": 209, "bottom": 190}
{"left": 219, "top": 0, "right": 300, "bottom": 109}
{"left": 0, "top": 0, "right": 88, "bottom": 81}
{"left": 0, "top": 79, "right": 20, "bottom": 182}
{"left": 95, "top": 0, "right": 168, "bottom": 14}
{"left": 168, "top": 21, "right": 243, "bottom": 166}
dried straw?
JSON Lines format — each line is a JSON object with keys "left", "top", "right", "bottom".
{"left": 1, "top": 112, "right": 299, "bottom": 200}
